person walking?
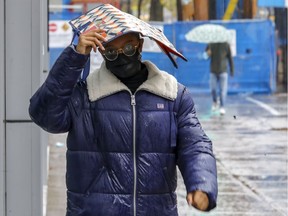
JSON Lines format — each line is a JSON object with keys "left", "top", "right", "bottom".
{"left": 29, "top": 4, "right": 218, "bottom": 216}
{"left": 206, "top": 42, "right": 234, "bottom": 115}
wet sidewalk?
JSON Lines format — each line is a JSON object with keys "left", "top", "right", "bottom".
{"left": 46, "top": 93, "right": 288, "bottom": 216}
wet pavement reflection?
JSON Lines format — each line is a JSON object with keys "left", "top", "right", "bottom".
{"left": 176, "top": 93, "right": 287, "bottom": 216}
{"left": 46, "top": 93, "right": 288, "bottom": 216}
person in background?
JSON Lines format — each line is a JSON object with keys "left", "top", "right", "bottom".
{"left": 29, "top": 10, "right": 218, "bottom": 216}
{"left": 206, "top": 42, "right": 234, "bottom": 115}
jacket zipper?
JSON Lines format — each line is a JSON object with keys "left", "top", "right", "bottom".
{"left": 131, "top": 95, "right": 137, "bottom": 216}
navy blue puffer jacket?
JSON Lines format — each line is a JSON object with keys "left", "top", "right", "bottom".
{"left": 29, "top": 47, "right": 218, "bottom": 216}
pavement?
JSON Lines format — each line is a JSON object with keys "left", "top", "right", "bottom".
{"left": 45, "top": 92, "right": 288, "bottom": 216}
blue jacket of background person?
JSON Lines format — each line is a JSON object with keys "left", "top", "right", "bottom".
{"left": 29, "top": 46, "right": 218, "bottom": 216}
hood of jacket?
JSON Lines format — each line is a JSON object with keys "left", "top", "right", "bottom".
{"left": 86, "top": 60, "right": 178, "bottom": 102}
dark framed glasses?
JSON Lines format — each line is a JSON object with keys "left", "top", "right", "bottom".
{"left": 102, "top": 43, "right": 139, "bottom": 61}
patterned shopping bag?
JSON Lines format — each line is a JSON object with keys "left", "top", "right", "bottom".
{"left": 69, "top": 3, "right": 187, "bottom": 71}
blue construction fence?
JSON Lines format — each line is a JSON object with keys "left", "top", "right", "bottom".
{"left": 49, "top": 12, "right": 276, "bottom": 94}
{"left": 146, "top": 20, "right": 277, "bottom": 94}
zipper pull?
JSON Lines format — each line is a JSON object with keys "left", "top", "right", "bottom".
{"left": 131, "top": 95, "right": 136, "bottom": 106}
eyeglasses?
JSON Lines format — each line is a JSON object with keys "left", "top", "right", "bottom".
{"left": 102, "top": 42, "right": 139, "bottom": 61}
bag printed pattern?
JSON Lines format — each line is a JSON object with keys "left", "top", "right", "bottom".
{"left": 69, "top": 3, "right": 187, "bottom": 67}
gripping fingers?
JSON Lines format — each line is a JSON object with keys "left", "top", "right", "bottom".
{"left": 82, "top": 36, "right": 100, "bottom": 52}
{"left": 79, "top": 29, "right": 107, "bottom": 53}
{"left": 93, "top": 34, "right": 105, "bottom": 51}
{"left": 93, "top": 29, "right": 107, "bottom": 50}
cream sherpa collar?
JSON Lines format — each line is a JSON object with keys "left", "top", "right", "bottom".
{"left": 86, "top": 60, "right": 178, "bottom": 102}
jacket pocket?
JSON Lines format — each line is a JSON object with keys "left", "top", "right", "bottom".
{"left": 84, "top": 166, "right": 105, "bottom": 196}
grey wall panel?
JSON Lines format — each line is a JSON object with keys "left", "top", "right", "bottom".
{"left": 6, "top": 124, "right": 32, "bottom": 216}
{"left": 0, "top": 0, "right": 6, "bottom": 214}
{"left": 4, "top": 0, "right": 48, "bottom": 215}
{"left": 31, "top": 0, "right": 41, "bottom": 88}
{"left": 5, "top": 0, "right": 32, "bottom": 120}
{"left": 30, "top": 124, "right": 44, "bottom": 216}
{"left": 6, "top": 123, "right": 42, "bottom": 216}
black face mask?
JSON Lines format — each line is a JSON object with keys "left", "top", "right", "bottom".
{"left": 105, "top": 52, "right": 142, "bottom": 79}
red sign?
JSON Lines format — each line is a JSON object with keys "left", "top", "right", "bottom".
{"left": 49, "top": 23, "right": 57, "bottom": 32}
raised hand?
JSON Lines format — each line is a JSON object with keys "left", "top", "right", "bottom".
{"left": 76, "top": 28, "right": 107, "bottom": 55}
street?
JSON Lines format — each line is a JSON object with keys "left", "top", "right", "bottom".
{"left": 46, "top": 93, "right": 288, "bottom": 216}
{"left": 177, "top": 92, "right": 287, "bottom": 215}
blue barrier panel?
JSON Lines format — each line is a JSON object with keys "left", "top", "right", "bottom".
{"left": 147, "top": 20, "right": 276, "bottom": 94}
{"left": 49, "top": 11, "right": 81, "bottom": 69}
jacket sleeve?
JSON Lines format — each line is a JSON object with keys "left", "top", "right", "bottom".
{"left": 29, "top": 46, "right": 89, "bottom": 133}
{"left": 176, "top": 86, "right": 218, "bottom": 211}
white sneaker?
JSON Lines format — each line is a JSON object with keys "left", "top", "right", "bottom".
{"left": 219, "top": 108, "right": 226, "bottom": 115}
{"left": 211, "top": 103, "right": 218, "bottom": 112}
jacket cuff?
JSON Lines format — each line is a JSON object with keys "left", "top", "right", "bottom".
{"left": 65, "top": 45, "right": 90, "bottom": 67}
